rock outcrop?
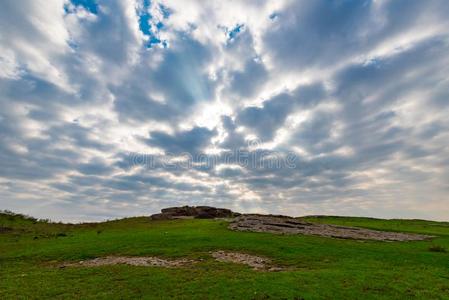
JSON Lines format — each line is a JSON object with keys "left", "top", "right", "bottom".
{"left": 229, "top": 214, "right": 433, "bottom": 241}
{"left": 150, "top": 206, "right": 240, "bottom": 220}
{"left": 151, "top": 207, "right": 433, "bottom": 241}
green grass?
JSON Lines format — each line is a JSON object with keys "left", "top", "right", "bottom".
{"left": 1, "top": 211, "right": 449, "bottom": 299}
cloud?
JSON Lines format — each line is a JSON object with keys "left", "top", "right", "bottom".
{"left": 0, "top": 0, "right": 449, "bottom": 221}
{"left": 236, "top": 92, "right": 293, "bottom": 141}
{"left": 236, "top": 83, "right": 326, "bottom": 141}
{"left": 145, "top": 127, "right": 217, "bottom": 154}
{"left": 0, "top": 0, "right": 71, "bottom": 89}
{"left": 229, "top": 58, "right": 268, "bottom": 99}
{"left": 263, "top": 0, "right": 449, "bottom": 73}
{"left": 78, "top": 158, "right": 115, "bottom": 175}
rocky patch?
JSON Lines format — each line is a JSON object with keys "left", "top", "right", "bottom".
{"left": 61, "top": 256, "right": 193, "bottom": 268}
{"left": 229, "top": 214, "right": 433, "bottom": 241}
{"left": 61, "top": 252, "right": 284, "bottom": 272}
{"left": 211, "top": 251, "right": 283, "bottom": 271}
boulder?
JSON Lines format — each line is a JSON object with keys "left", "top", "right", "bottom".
{"left": 161, "top": 206, "right": 198, "bottom": 217}
{"left": 149, "top": 213, "right": 171, "bottom": 220}
{"left": 151, "top": 206, "right": 240, "bottom": 220}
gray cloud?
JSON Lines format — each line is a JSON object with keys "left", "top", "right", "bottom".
{"left": 236, "top": 83, "right": 326, "bottom": 141}
{"left": 229, "top": 58, "right": 268, "bottom": 98}
{"left": 144, "top": 127, "right": 217, "bottom": 154}
{"left": 263, "top": 0, "right": 449, "bottom": 71}
{"left": 237, "top": 93, "right": 293, "bottom": 141}
{"left": 1, "top": 0, "right": 449, "bottom": 221}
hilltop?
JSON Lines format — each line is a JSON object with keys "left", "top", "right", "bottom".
{"left": 1, "top": 209, "right": 449, "bottom": 299}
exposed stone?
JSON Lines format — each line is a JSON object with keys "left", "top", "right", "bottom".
{"left": 61, "top": 256, "right": 193, "bottom": 268}
{"left": 149, "top": 213, "right": 171, "bottom": 220}
{"left": 211, "top": 251, "right": 284, "bottom": 271}
{"left": 61, "top": 252, "right": 284, "bottom": 272}
{"left": 229, "top": 214, "right": 434, "bottom": 241}
{"left": 151, "top": 206, "right": 240, "bottom": 220}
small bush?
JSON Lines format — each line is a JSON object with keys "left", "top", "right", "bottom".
{"left": 428, "top": 245, "right": 446, "bottom": 253}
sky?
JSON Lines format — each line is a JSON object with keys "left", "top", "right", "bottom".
{"left": 1, "top": 0, "right": 449, "bottom": 222}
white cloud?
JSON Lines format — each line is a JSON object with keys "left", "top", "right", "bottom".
{"left": 0, "top": 0, "right": 449, "bottom": 221}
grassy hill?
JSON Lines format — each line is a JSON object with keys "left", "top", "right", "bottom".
{"left": 1, "top": 211, "right": 449, "bottom": 299}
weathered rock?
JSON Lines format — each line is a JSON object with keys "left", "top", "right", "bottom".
{"left": 151, "top": 206, "right": 240, "bottom": 220}
{"left": 149, "top": 213, "right": 171, "bottom": 220}
{"left": 194, "top": 206, "right": 238, "bottom": 219}
{"left": 161, "top": 206, "right": 197, "bottom": 216}
{"left": 61, "top": 252, "right": 283, "bottom": 271}
{"left": 62, "top": 256, "right": 193, "bottom": 268}
{"left": 211, "top": 251, "right": 284, "bottom": 271}
{"left": 229, "top": 214, "right": 434, "bottom": 241}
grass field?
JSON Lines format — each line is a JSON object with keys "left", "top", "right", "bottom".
{"left": 1, "top": 211, "right": 449, "bottom": 299}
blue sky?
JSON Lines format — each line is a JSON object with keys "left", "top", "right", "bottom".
{"left": 1, "top": 0, "right": 449, "bottom": 222}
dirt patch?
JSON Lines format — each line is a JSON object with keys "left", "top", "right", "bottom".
{"left": 211, "top": 251, "right": 283, "bottom": 271}
{"left": 61, "top": 256, "right": 193, "bottom": 268}
{"left": 229, "top": 215, "right": 433, "bottom": 241}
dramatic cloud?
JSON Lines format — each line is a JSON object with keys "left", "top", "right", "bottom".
{"left": 1, "top": 0, "right": 448, "bottom": 221}
{"left": 145, "top": 126, "right": 216, "bottom": 154}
